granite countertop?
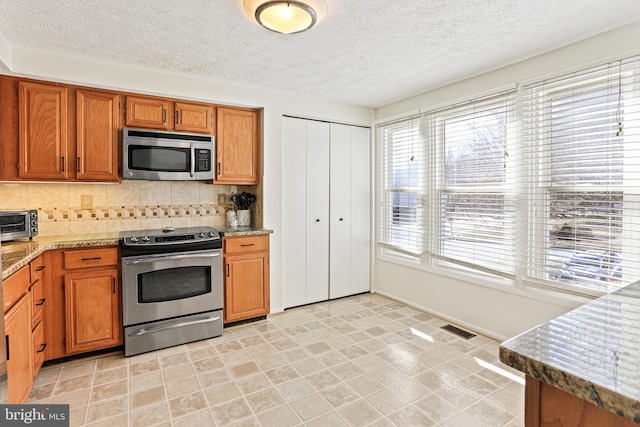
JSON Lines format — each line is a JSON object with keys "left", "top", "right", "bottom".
{"left": 500, "top": 281, "right": 640, "bottom": 423}
{"left": 1, "top": 233, "right": 120, "bottom": 279}
{"left": 216, "top": 226, "right": 273, "bottom": 236}
{"left": 2, "top": 227, "right": 273, "bottom": 279}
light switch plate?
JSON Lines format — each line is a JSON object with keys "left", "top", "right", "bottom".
{"left": 81, "top": 195, "right": 93, "bottom": 209}
{"left": 218, "top": 194, "right": 226, "bottom": 206}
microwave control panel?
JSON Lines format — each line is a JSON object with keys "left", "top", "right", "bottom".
{"left": 195, "top": 149, "right": 212, "bottom": 172}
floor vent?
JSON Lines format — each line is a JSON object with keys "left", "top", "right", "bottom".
{"left": 441, "top": 324, "right": 476, "bottom": 340}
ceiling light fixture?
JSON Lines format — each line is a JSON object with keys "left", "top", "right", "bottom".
{"left": 244, "top": 0, "right": 327, "bottom": 34}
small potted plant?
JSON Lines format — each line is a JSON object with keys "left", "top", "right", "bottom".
{"left": 230, "top": 192, "right": 256, "bottom": 226}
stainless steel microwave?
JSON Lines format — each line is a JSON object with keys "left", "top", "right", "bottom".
{"left": 122, "top": 128, "right": 215, "bottom": 181}
{"left": 0, "top": 210, "right": 38, "bottom": 242}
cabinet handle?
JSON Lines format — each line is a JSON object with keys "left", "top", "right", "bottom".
{"left": 36, "top": 298, "right": 46, "bottom": 306}
{"left": 339, "top": 218, "right": 344, "bottom": 221}
{"left": 163, "top": 109, "right": 167, "bottom": 123}
{"left": 315, "top": 219, "right": 320, "bottom": 222}
{"left": 81, "top": 257, "right": 102, "bottom": 261}
{"left": 61, "top": 156, "right": 65, "bottom": 172}
{"left": 226, "top": 264, "right": 230, "bottom": 277}
{"left": 217, "top": 162, "right": 221, "bottom": 176}
{"left": 37, "top": 343, "right": 47, "bottom": 353}
{"left": 35, "top": 266, "right": 45, "bottom": 271}
{"left": 5, "top": 335, "right": 9, "bottom": 361}
{"left": 112, "top": 278, "right": 116, "bottom": 294}
{"left": 175, "top": 110, "right": 179, "bottom": 124}
{"left": 77, "top": 157, "right": 81, "bottom": 172}
{"left": 240, "top": 243, "right": 255, "bottom": 247}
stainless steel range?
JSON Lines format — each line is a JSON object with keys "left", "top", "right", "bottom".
{"left": 119, "top": 226, "right": 223, "bottom": 356}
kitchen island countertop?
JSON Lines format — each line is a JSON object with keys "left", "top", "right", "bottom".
{"left": 500, "top": 281, "right": 640, "bottom": 423}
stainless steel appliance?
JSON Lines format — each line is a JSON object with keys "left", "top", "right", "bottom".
{"left": 122, "top": 128, "right": 215, "bottom": 181}
{"left": 0, "top": 210, "right": 38, "bottom": 242}
{"left": 120, "top": 226, "right": 223, "bottom": 356}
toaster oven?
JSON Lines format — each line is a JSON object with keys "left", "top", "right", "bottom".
{"left": 0, "top": 210, "right": 38, "bottom": 242}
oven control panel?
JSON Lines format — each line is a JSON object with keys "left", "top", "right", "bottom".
{"left": 119, "top": 226, "right": 222, "bottom": 254}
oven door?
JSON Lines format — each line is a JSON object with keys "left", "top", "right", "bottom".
{"left": 122, "top": 249, "right": 222, "bottom": 326}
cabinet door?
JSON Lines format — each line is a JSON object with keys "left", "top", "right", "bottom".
{"left": 282, "top": 117, "right": 330, "bottom": 308}
{"left": 329, "top": 124, "right": 352, "bottom": 299}
{"left": 174, "top": 102, "right": 214, "bottom": 134}
{"left": 5, "top": 295, "right": 33, "bottom": 403}
{"left": 18, "top": 81, "right": 68, "bottom": 179}
{"left": 305, "top": 120, "right": 330, "bottom": 304}
{"left": 282, "top": 117, "right": 308, "bottom": 308}
{"left": 215, "top": 107, "right": 259, "bottom": 184}
{"left": 64, "top": 268, "right": 121, "bottom": 354}
{"left": 125, "top": 96, "right": 171, "bottom": 130}
{"left": 349, "top": 126, "right": 371, "bottom": 295}
{"left": 76, "top": 90, "right": 121, "bottom": 181}
{"left": 224, "top": 252, "right": 269, "bottom": 323}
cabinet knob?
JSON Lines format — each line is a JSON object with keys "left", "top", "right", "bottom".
{"left": 315, "top": 219, "right": 320, "bottom": 222}
{"left": 339, "top": 218, "right": 344, "bottom": 221}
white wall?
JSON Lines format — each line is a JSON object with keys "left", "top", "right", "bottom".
{"left": 2, "top": 45, "right": 373, "bottom": 316}
{"left": 373, "top": 21, "right": 640, "bottom": 340}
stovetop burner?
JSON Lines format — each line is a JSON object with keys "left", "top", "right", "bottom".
{"left": 119, "top": 226, "right": 222, "bottom": 256}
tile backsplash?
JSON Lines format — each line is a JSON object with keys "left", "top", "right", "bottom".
{"left": 0, "top": 181, "right": 261, "bottom": 236}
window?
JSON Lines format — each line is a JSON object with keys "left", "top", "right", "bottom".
{"left": 377, "top": 56, "right": 640, "bottom": 296}
{"left": 523, "top": 57, "right": 640, "bottom": 294}
{"left": 377, "top": 116, "right": 424, "bottom": 256}
{"left": 432, "top": 95, "right": 517, "bottom": 278}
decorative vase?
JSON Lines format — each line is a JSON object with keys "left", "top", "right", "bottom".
{"left": 237, "top": 209, "right": 250, "bottom": 226}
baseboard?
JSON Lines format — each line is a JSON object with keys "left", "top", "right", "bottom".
{"left": 372, "top": 289, "right": 509, "bottom": 342}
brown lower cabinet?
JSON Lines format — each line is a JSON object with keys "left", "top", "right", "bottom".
{"left": 3, "top": 254, "right": 46, "bottom": 404}
{"left": 223, "top": 234, "right": 270, "bottom": 323}
{"left": 46, "top": 246, "right": 122, "bottom": 360}
{"left": 5, "top": 293, "right": 33, "bottom": 403}
{"left": 525, "top": 377, "right": 636, "bottom": 427}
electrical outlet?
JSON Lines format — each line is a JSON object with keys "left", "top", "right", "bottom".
{"left": 81, "top": 195, "right": 93, "bottom": 209}
{"left": 218, "top": 194, "right": 226, "bottom": 206}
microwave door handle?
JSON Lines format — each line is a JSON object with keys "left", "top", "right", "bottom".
{"left": 190, "top": 145, "right": 195, "bottom": 177}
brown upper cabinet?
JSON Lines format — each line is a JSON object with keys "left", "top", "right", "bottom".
{"left": 18, "top": 81, "right": 68, "bottom": 180}
{"left": 10, "top": 80, "right": 121, "bottom": 182}
{"left": 215, "top": 107, "right": 260, "bottom": 184}
{"left": 126, "top": 95, "right": 215, "bottom": 134}
{"left": 76, "top": 89, "right": 121, "bottom": 181}
{"left": 0, "top": 76, "right": 260, "bottom": 184}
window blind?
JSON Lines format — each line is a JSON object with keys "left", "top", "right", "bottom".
{"left": 522, "top": 57, "right": 640, "bottom": 293}
{"left": 376, "top": 115, "right": 426, "bottom": 256}
{"left": 430, "top": 93, "right": 518, "bottom": 278}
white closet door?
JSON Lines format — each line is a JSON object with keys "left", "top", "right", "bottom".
{"left": 305, "top": 120, "right": 330, "bottom": 304}
{"left": 350, "top": 126, "right": 371, "bottom": 294}
{"left": 329, "top": 123, "right": 352, "bottom": 299}
{"left": 282, "top": 117, "right": 308, "bottom": 308}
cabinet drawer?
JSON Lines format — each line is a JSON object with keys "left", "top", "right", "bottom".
{"left": 3, "top": 265, "right": 30, "bottom": 313}
{"left": 224, "top": 235, "right": 269, "bottom": 254}
{"left": 63, "top": 247, "right": 119, "bottom": 270}
{"left": 33, "top": 320, "right": 45, "bottom": 376}
{"left": 30, "top": 256, "right": 46, "bottom": 283}
{"left": 31, "top": 279, "right": 45, "bottom": 328}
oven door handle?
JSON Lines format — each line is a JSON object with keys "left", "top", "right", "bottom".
{"left": 127, "top": 316, "right": 221, "bottom": 336}
{"left": 123, "top": 252, "right": 220, "bottom": 265}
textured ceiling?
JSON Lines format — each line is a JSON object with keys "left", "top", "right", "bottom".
{"left": 0, "top": 0, "right": 639, "bottom": 107}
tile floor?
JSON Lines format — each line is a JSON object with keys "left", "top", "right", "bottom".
{"left": 27, "top": 293, "right": 525, "bottom": 427}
